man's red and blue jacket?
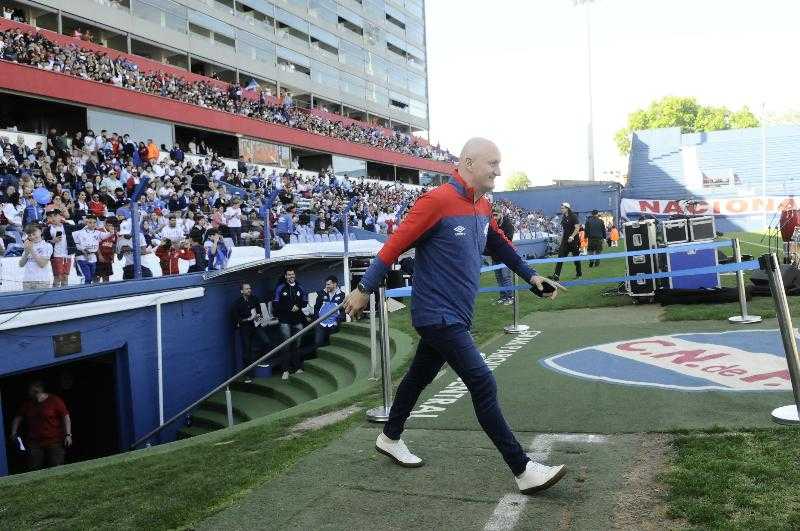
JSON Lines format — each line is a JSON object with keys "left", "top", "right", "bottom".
{"left": 360, "top": 171, "right": 537, "bottom": 328}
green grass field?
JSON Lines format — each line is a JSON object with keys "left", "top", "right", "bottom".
{"left": 0, "top": 231, "right": 796, "bottom": 529}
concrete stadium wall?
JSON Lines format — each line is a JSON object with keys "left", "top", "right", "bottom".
{"left": 0, "top": 256, "right": 347, "bottom": 476}
{"left": 495, "top": 182, "right": 622, "bottom": 223}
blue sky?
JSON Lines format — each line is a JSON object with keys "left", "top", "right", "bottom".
{"left": 424, "top": 0, "right": 800, "bottom": 189}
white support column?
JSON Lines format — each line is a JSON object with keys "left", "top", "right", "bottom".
{"left": 156, "top": 303, "right": 164, "bottom": 426}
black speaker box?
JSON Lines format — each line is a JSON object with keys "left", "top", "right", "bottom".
{"left": 750, "top": 264, "right": 800, "bottom": 295}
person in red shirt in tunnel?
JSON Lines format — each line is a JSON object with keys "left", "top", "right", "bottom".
{"left": 10, "top": 381, "right": 72, "bottom": 471}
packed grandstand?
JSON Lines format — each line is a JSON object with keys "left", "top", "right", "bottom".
{"left": 0, "top": 26, "right": 456, "bottom": 163}
{"left": 0, "top": 126, "right": 559, "bottom": 289}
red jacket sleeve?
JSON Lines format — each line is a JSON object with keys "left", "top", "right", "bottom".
{"left": 361, "top": 192, "right": 441, "bottom": 292}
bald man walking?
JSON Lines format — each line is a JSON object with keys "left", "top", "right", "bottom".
{"left": 344, "top": 138, "right": 568, "bottom": 494}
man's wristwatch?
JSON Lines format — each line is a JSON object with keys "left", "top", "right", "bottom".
{"left": 356, "top": 282, "right": 369, "bottom": 295}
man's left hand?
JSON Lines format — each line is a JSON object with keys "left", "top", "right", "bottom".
{"left": 530, "top": 275, "right": 567, "bottom": 300}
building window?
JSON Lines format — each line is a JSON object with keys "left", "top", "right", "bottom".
{"left": 390, "top": 91, "right": 409, "bottom": 112}
{"left": 311, "top": 60, "right": 339, "bottom": 89}
{"left": 310, "top": 24, "right": 339, "bottom": 56}
{"left": 276, "top": 7, "right": 310, "bottom": 46}
{"left": 309, "top": 0, "right": 337, "bottom": 26}
{"left": 235, "top": 0, "right": 276, "bottom": 34}
{"left": 277, "top": 46, "right": 312, "bottom": 76}
{"left": 339, "top": 38, "right": 366, "bottom": 71}
{"left": 385, "top": 4, "right": 406, "bottom": 31}
{"left": 337, "top": 5, "right": 364, "bottom": 36}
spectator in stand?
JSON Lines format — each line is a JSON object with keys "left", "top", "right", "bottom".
{"left": 169, "top": 143, "right": 185, "bottom": 163}
{"left": 224, "top": 197, "right": 243, "bottom": 246}
{"left": 233, "top": 282, "right": 273, "bottom": 383}
{"left": 116, "top": 231, "right": 153, "bottom": 279}
{"left": 187, "top": 233, "right": 209, "bottom": 272}
{"left": 273, "top": 267, "right": 308, "bottom": 380}
{"left": 276, "top": 205, "right": 295, "bottom": 244}
{"left": 95, "top": 221, "right": 118, "bottom": 282}
{"left": 88, "top": 193, "right": 107, "bottom": 218}
{"left": 18, "top": 224, "right": 53, "bottom": 290}
{"left": 2, "top": 191, "right": 24, "bottom": 231}
{"left": 204, "top": 228, "right": 230, "bottom": 271}
{"left": 154, "top": 238, "right": 194, "bottom": 275}
{"left": 42, "top": 209, "right": 76, "bottom": 287}
{"left": 146, "top": 139, "right": 159, "bottom": 163}
{"left": 73, "top": 214, "right": 111, "bottom": 283}
{"left": 159, "top": 214, "right": 185, "bottom": 245}
{"left": 314, "top": 275, "right": 345, "bottom": 348}
{"left": 9, "top": 381, "right": 72, "bottom": 471}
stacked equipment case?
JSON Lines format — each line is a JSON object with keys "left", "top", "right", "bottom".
{"left": 624, "top": 219, "right": 659, "bottom": 300}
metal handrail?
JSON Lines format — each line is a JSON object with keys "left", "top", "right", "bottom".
{"left": 130, "top": 302, "right": 347, "bottom": 450}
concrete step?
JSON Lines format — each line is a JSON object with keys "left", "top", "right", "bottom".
{"left": 205, "top": 390, "right": 286, "bottom": 421}
{"left": 190, "top": 408, "right": 231, "bottom": 430}
{"left": 304, "top": 357, "right": 354, "bottom": 389}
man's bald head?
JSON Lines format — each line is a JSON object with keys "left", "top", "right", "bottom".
{"left": 458, "top": 137, "right": 501, "bottom": 198}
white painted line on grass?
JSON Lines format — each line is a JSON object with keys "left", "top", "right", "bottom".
{"left": 483, "top": 433, "right": 608, "bottom": 530}
{"left": 484, "top": 494, "right": 529, "bottom": 531}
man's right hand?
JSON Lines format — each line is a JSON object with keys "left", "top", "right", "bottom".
{"left": 343, "top": 288, "right": 369, "bottom": 319}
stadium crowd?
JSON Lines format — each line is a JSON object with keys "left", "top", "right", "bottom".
{"left": 0, "top": 26, "right": 456, "bottom": 163}
{"left": 0, "top": 124, "right": 432, "bottom": 288}
{"left": 493, "top": 198, "right": 559, "bottom": 237}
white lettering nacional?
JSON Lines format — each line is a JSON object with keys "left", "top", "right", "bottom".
{"left": 410, "top": 331, "right": 541, "bottom": 419}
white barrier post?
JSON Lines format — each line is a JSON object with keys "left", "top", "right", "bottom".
{"left": 504, "top": 287, "right": 530, "bottom": 334}
{"left": 728, "top": 238, "right": 762, "bottom": 324}
{"left": 369, "top": 292, "right": 378, "bottom": 380}
{"left": 225, "top": 386, "right": 234, "bottom": 428}
{"left": 366, "top": 286, "right": 392, "bottom": 422}
{"left": 761, "top": 254, "right": 800, "bottom": 425}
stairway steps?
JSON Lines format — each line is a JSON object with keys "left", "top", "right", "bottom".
{"left": 190, "top": 409, "right": 231, "bottom": 430}
{"left": 205, "top": 390, "right": 286, "bottom": 421}
{"left": 232, "top": 378, "right": 316, "bottom": 406}
{"left": 316, "top": 347, "right": 360, "bottom": 376}
{"left": 176, "top": 426, "right": 212, "bottom": 440}
{"left": 176, "top": 326, "right": 409, "bottom": 441}
{"left": 304, "top": 358, "right": 354, "bottom": 389}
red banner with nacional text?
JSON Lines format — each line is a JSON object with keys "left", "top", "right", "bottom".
{"left": 621, "top": 196, "right": 797, "bottom": 218}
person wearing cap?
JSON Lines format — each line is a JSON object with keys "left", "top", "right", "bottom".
{"left": 551, "top": 202, "right": 582, "bottom": 281}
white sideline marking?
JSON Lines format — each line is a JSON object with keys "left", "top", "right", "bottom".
{"left": 741, "top": 239, "right": 771, "bottom": 250}
{"left": 483, "top": 433, "right": 608, "bottom": 530}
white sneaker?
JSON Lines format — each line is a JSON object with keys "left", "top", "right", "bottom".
{"left": 515, "top": 461, "right": 567, "bottom": 494}
{"left": 296, "top": 369, "right": 304, "bottom": 374}
{"left": 281, "top": 371, "right": 289, "bottom": 380}
{"left": 375, "top": 433, "right": 424, "bottom": 468}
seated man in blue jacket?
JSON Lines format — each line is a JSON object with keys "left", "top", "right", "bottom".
{"left": 273, "top": 267, "right": 308, "bottom": 379}
{"left": 314, "top": 275, "right": 346, "bottom": 348}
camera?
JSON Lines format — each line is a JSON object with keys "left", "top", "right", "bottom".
{"left": 56, "top": 231, "right": 63, "bottom": 237}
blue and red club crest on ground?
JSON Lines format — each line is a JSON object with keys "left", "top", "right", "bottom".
{"left": 542, "top": 330, "right": 793, "bottom": 391}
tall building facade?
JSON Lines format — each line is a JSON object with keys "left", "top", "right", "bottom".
{"left": 4, "top": 0, "right": 428, "bottom": 134}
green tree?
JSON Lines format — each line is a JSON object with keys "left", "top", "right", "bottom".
{"left": 614, "top": 96, "right": 760, "bottom": 155}
{"left": 506, "top": 171, "right": 530, "bottom": 191}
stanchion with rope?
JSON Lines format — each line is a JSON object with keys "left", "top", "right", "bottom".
{"left": 504, "top": 287, "right": 530, "bottom": 334}
{"left": 366, "top": 285, "right": 393, "bottom": 422}
{"left": 728, "top": 238, "right": 762, "bottom": 324}
{"left": 368, "top": 292, "right": 379, "bottom": 380}
{"left": 760, "top": 253, "right": 800, "bottom": 425}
